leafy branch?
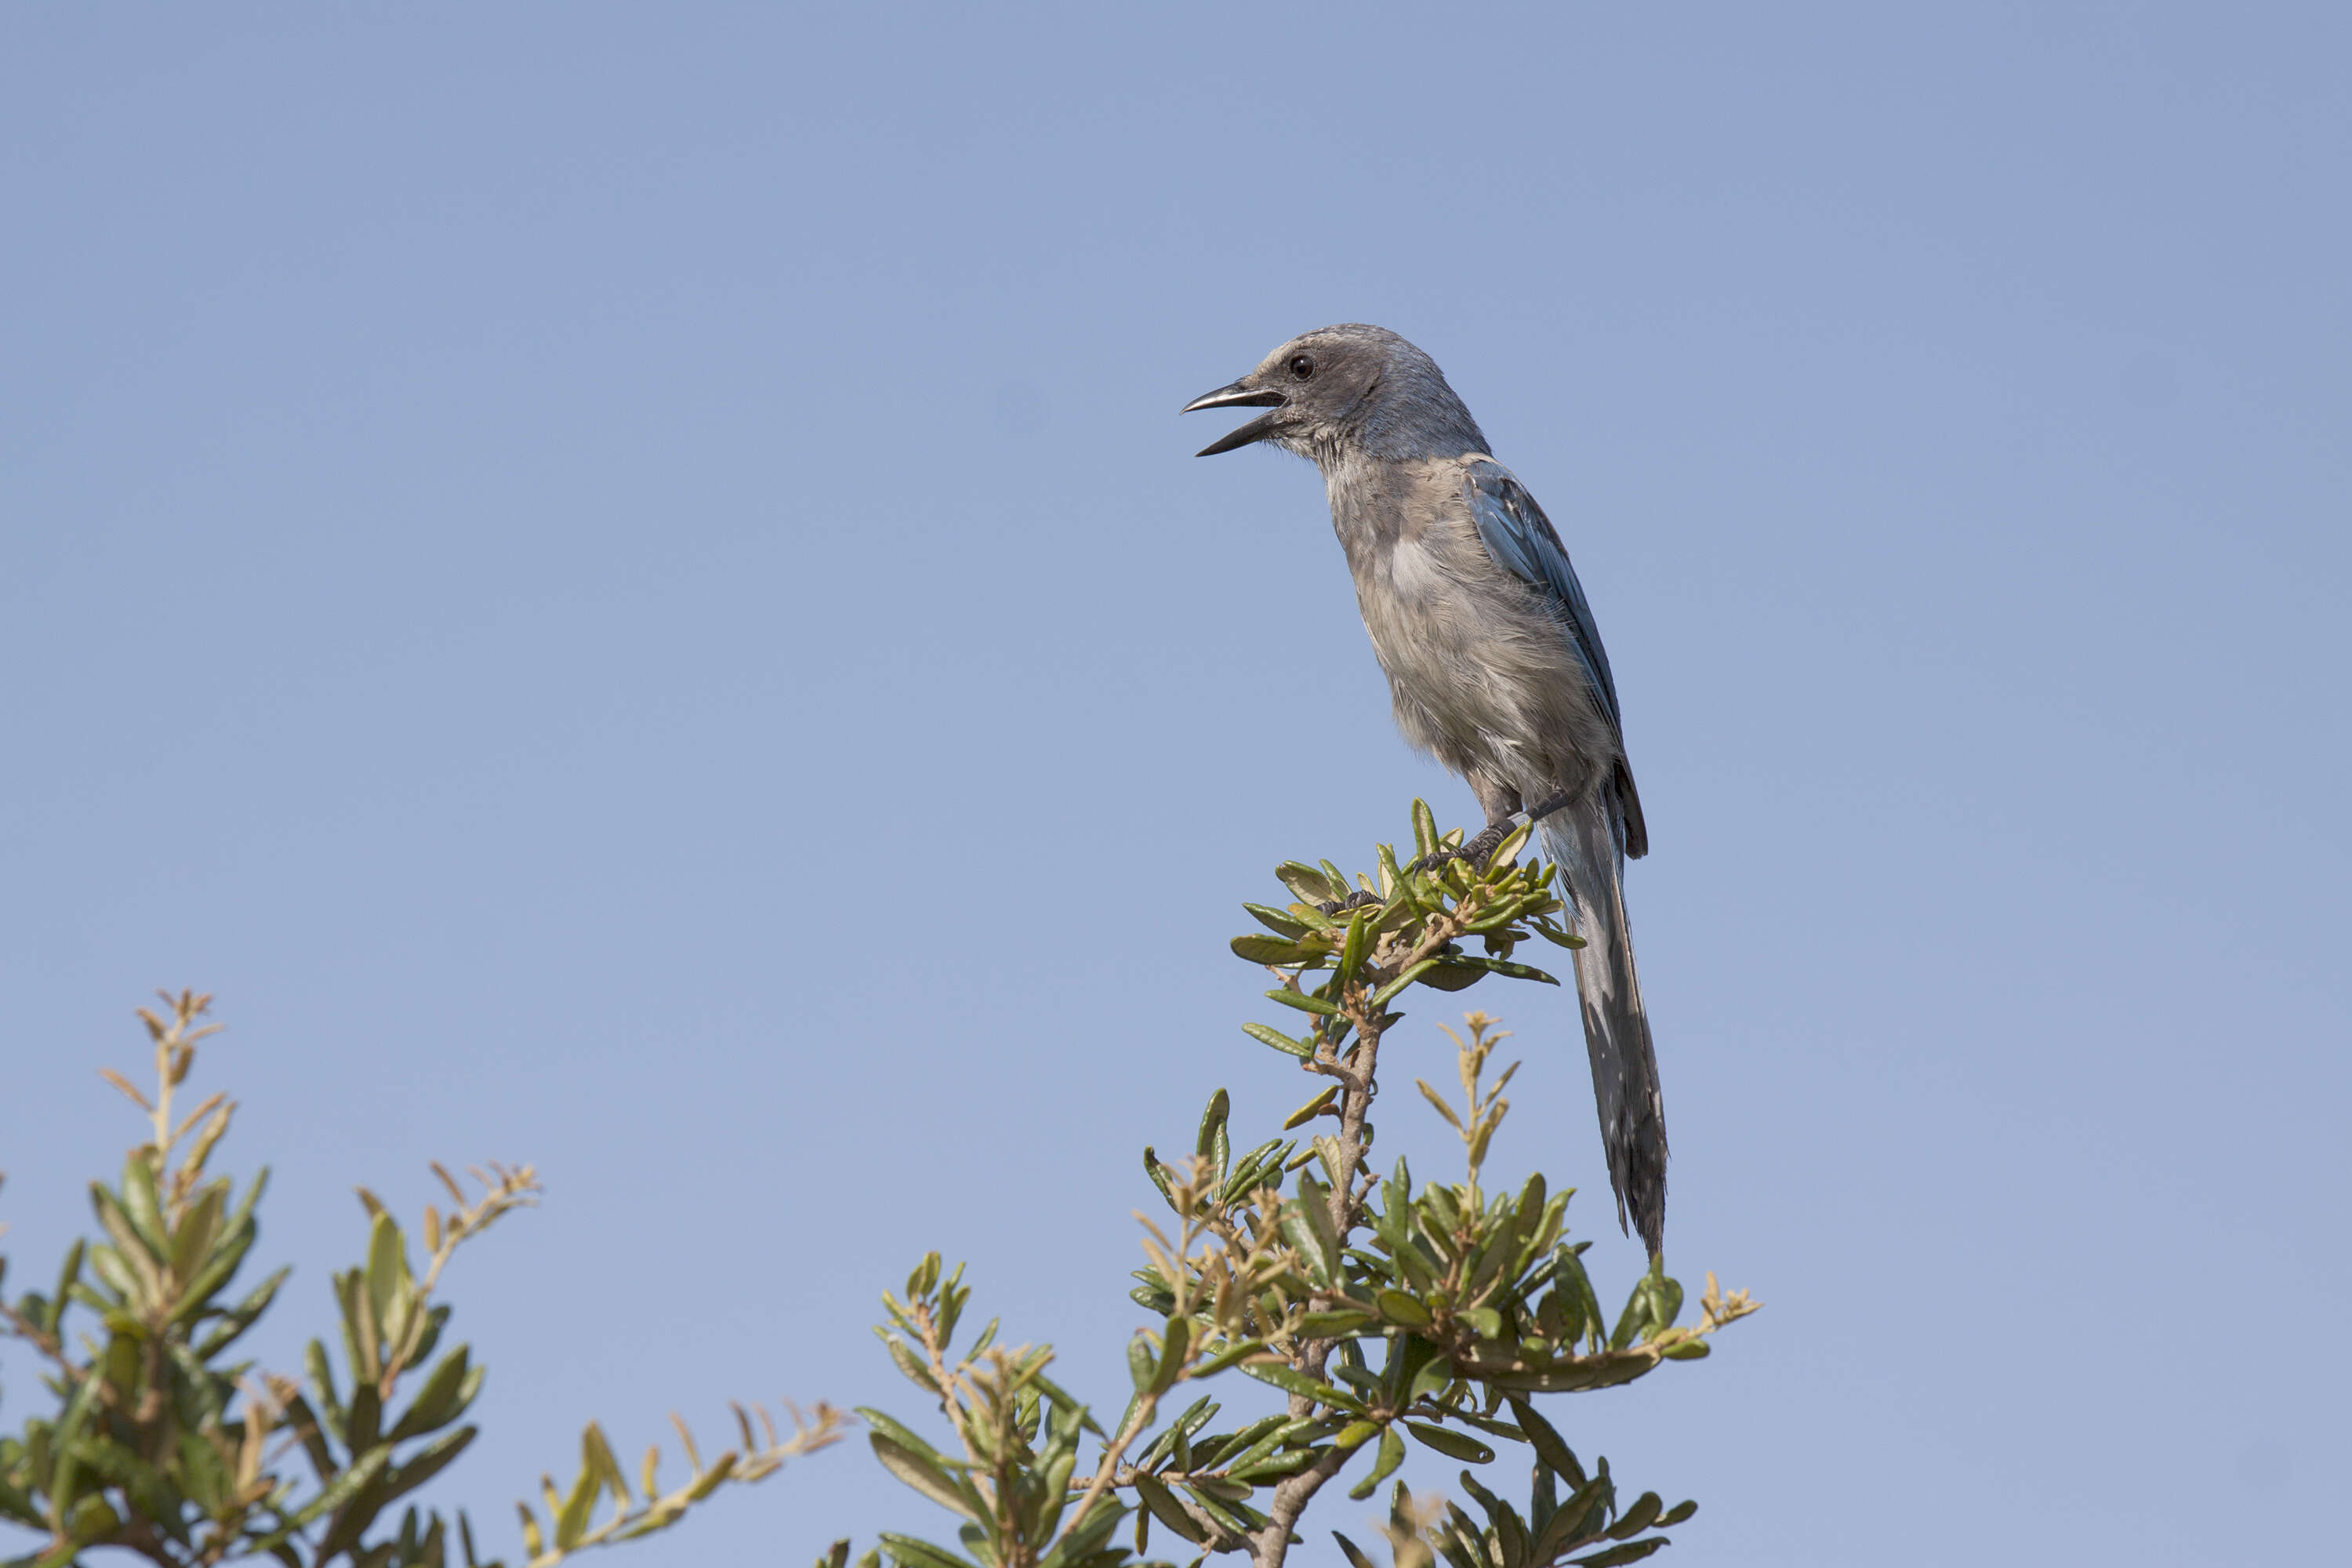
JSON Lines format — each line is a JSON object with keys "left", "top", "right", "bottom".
{"left": 514, "top": 1402, "right": 849, "bottom": 1566}
{"left": 837, "top": 804, "right": 1758, "bottom": 1568}
{"left": 0, "top": 991, "right": 838, "bottom": 1568}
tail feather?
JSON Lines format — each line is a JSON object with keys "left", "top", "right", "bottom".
{"left": 1537, "top": 797, "right": 1668, "bottom": 1256}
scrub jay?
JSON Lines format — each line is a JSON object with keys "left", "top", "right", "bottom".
{"left": 1184, "top": 325, "right": 1668, "bottom": 1256}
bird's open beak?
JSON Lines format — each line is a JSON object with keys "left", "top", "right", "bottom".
{"left": 1181, "top": 379, "right": 1287, "bottom": 457}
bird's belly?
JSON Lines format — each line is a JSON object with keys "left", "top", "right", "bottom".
{"left": 1355, "top": 543, "right": 1607, "bottom": 790}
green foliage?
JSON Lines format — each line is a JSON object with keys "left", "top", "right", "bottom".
{"left": 0, "top": 992, "right": 845, "bottom": 1568}
{"left": 837, "top": 807, "right": 1757, "bottom": 1568}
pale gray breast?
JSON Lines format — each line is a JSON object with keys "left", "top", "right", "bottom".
{"left": 1327, "top": 456, "right": 1602, "bottom": 788}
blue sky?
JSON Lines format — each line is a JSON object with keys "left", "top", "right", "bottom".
{"left": 3, "top": 5, "right": 2346, "bottom": 1565}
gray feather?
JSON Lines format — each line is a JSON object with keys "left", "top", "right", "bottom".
{"left": 1185, "top": 323, "right": 1671, "bottom": 1254}
{"left": 1538, "top": 798, "right": 1668, "bottom": 1255}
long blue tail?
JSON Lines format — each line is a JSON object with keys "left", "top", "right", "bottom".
{"left": 1537, "top": 796, "right": 1668, "bottom": 1256}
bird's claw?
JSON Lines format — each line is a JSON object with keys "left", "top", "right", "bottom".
{"left": 1314, "top": 889, "right": 1385, "bottom": 916}
{"left": 1406, "top": 822, "right": 1515, "bottom": 877}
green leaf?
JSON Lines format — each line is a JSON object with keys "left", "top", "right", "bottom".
{"left": 1130, "top": 1475, "right": 1205, "bottom": 1545}
{"left": 347, "top": 1377, "right": 383, "bottom": 1453}
{"left": 1414, "top": 1080, "right": 1463, "bottom": 1131}
{"left": 1040, "top": 1494, "right": 1127, "bottom": 1568}
{"left": 1609, "top": 1282, "right": 1650, "bottom": 1352}
{"left": 1179, "top": 1480, "right": 1257, "bottom": 1534}
{"left": 1569, "top": 1541, "right": 1669, "bottom": 1566}
{"left": 89, "top": 1189, "right": 164, "bottom": 1302}
{"left": 1555, "top": 1246, "right": 1606, "bottom": 1353}
{"left": 1403, "top": 1422, "right": 1494, "bottom": 1464}
{"left": 1332, "top": 1530, "right": 1379, "bottom": 1568}
{"left": 1149, "top": 1316, "right": 1192, "bottom": 1396}
{"left": 64, "top": 1435, "right": 183, "bottom": 1544}
{"left": 1232, "top": 935, "right": 1327, "bottom": 967}
{"left": 252, "top": 1444, "right": 393, "bottom": 1550}
{"left": 1210, "top": 1414, "right": 1312, "bottom": 1477}
{"left": 1347, "top": 1424, "right": 1407, "bottom": 1501}
{"left": 46, "top": 1239, "right": 85, "bottom": 1336}
{"left": 1221, "top": 1139, "right": 1290, "bottom": 1204}
{"left": 1606, "top": 1493, "right": 1663, "bottom": 1540}
{"left": 1441, "top": 955, "right": 1559, "bottom": 985}
{"left": 377, "top": 1425, "right": 477, "bottom": 1509}
{"left": 1540, "top": 1468, "right": 1616, "bottom": 1560}
{"left": 1641, "top": 1271, "right": 1684, "bottom": 1338}
{"left": 683, "top": 1450, "right": 738, "bottom": 1502}
{"left": 386, "top": 1346, "right": 477, "bottom": 1441}
{"left": 1266, "top": 989, "right": 1341, "bottom": 1018}
{"left": 878, "top": 1530, "right": 987, "bottom": 1568}
{"left": 1242, "top": 1023, "right": 1312, "bottom": 1059}
{"left": 855, "top": 1410, "right": 955, "bottom": 1467}
{"left": 1029, "top": 1370, "right": 1108, "bottom": 1438}
{"left": 365, "top": 1210, "right": 405, "bottom": 1318}
{"left": 1374, "top": 1289, "right": 1432, "bottom": 1328}
{"left": 1449, "top": 1410, "right": 1526, "bottom": 1445}
{"left": 303, "top": 1338, "right": 349, "bottom": 1450}
{"left": 117, "top": 1152, "right": 168, "bottom": 1258}
{"left": 1287, "top": 1177, "right": 1342, "bottom": 1283}
{"left": 1293, "top": 1307, "right": 1381, "bottom": 1338}
{"left": 1189, "top": 1338, "right": 1268, "bottom": 1377}
{"left": 166, "top": 1229, "right": 253, "bottom": 1327}
{"left": 1338, "top": 908, "right": 1372, "bottom": 977}
{"left": 67, "top": 1494, "right": 121, "bottom": 1544}
{"left": 1275, "top": 862, "right": 1338, "bottom": 905}
{"left": 1483, "top": 818, "right": 1534, "bottom": 870}
{"left": 167, "top": 1182, "right": 227, "bottom": 1286}
{"left": 1134, "top": 1395, "right": 1218, "bottom": 1470}
{"left": 1378, "top": 1330, "right": 1441, "bottom": 1408}
{"left": 1505, "top": 1399, "right": 1588, "bottom": 1490}
{"left": 1411, "top": 800, "right": 1439, "bottom": 859}
{"left": 879, "top": 1330, "right": 942, "bottom": 1392}
{"left": 583, "top": 1422, "right": 630, "bottom": 1505}
{"left": 870, "top": 1436, "right": 975, "bottom": 1519}
{"left": 194, "top": 1263, "right": 289, "bottom": 1358}
{"left": 1239, "top": 1360, "right": 1360, "bottom": 1412}
{"left": 1244, "top": 902, "right": 1311, "bottom": 938}
{"left": 1281, "top": 1087, "right": 1339, "bottom": 1131}
{"left": 1657, "top": 1501, "right": 1696, "bottom": 1526}
{"left": 1370, "top": 961, "right": 1443, "bottom": 1007}
{"left": 1141, "top": 1148, "right": 1175, "bottom": 1205}
{"left": 1196, "top": 1090, "right": 1231, "bottom": 1182}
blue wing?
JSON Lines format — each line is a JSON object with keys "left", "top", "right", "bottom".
{"left": 1464, "top": 458, "right": 1625, "bottom": 732}
{"left": 1464, "top": 458, "right": 1648, "bottom": 856}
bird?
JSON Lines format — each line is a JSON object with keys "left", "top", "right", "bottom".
{"left": 1182, "top": 324, "right": 1668, "bottom": 1257}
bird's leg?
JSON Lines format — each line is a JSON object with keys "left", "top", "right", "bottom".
{"left": 1406, "top": 775, "right": 1526, "bottom": 875}
{"left": 1518, "top": 786, "right": 1577, "bottom": 825}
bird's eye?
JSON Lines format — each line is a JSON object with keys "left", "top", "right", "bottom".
{"left": 1287, "top": 354, "right": 1316, "bottom": 380}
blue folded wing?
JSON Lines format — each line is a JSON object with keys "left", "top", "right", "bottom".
{"left": 1464, "top": 457, "right": 1625, "bottom": 735}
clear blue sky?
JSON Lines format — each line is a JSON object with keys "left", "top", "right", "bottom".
{"left": 4, "top": 6, "right": 2346, "bottom": 1565}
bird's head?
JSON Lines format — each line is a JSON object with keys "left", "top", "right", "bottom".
{"left": 1181, "top": 324, "right": 1486, "bottom": 466}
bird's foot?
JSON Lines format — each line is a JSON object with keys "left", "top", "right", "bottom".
{"left": 1406, "top": 821, "right": 1515, "bottom": 877}
{"left": 1315, "top": 889, "right": 1385, "bottom": 916}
